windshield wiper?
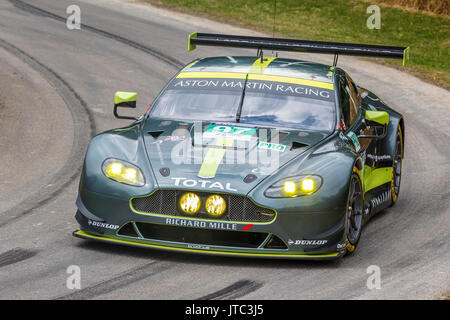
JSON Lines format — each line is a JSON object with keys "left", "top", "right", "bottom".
{"left": 235, "top": 73, "right": 249, "bottom": 123}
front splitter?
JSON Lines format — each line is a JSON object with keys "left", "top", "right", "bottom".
{"left": 73, "top": 229, "right": 345, "bottom": 260}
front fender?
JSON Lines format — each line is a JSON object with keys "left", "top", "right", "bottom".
{"left": 79, "top": 123, "right": 157, "bottom": 219}
{"left": 249, "top": 144, "right": 357, "bottom": 214}
{"left": 362, "top": 90, "right": 404, "bottom": 163}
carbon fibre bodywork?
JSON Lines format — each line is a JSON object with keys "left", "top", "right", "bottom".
{"left": 73, "top": 56, "right": 404, "bottom": 259}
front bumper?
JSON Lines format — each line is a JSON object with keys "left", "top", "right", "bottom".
{"left": 73, "top": 229, "right": 344, "bottom": 260}
{"left": 73, "top": 188, "right": 347, "bottom": 260}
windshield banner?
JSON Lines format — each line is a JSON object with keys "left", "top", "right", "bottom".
{"left": 168, "top": 78, "right": 334, "bottom": 102}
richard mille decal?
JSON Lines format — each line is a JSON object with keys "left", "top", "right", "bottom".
{"left": 288, "top": 239, "right": 328, "bottom": 246}
{"left": 87, "top": 220, "right": 119, "bottom": 230}
{"left": 171, "top": 177, "right": 237, "bottom": 191}
{"left": 166, "top": 218, "right": 238, "bottom": 231}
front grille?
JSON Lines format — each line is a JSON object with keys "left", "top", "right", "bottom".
{"left": 135, "top": 222, "right": 268, "bottom": 248}
{"left": 131, "top": 190, "right": 276, "bottom": 223}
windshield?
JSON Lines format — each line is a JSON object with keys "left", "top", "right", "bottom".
{"left": 240, "top": 92, "right": 334, "bottom": 130}
{"left": 150, "top": 89, "right": 240, "bottom": 122}
{"left": 150, "top": 77, "right": 336, "bottom": 131}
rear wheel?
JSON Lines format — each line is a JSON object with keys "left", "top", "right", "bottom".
{"left": 345, "top": 172, "right": 364, "bottom": 255}
{"left": 391, "top": 126, "right": 403, "bottom": 205}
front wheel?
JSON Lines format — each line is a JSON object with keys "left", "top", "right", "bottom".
{"left": 345, "top": 172, "right": 364, "bottom": 255}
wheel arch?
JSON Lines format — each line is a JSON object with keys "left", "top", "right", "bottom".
{"left": 372, "top": 106, "right": 404, "bottom": 163}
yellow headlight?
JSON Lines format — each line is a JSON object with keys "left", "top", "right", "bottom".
{"left": 205, "top": 195, "right": 226, "bottom": 217}
{"left": 179, "top": 193, "right": 201, "bottom": 215}
{"left": 107, "top": 162, "right": 123, "bottom": 176}
{"left": 301, "top": 178, "right": 315, "bottom": 192}
{"left": 103, "top": 159, "right": 144, "bottom": 186}
{"left": 124, "top": 168, "right": 137, "bottom": 182}
{"left": 283, "top": 181, "right": 297, "bottom": 194}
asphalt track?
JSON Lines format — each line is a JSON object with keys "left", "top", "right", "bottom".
{"left": 0, "top": 0, "right": 449, "bottom": 299}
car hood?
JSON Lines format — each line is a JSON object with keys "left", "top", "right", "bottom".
{"left": 142, "top": 118, "right": 331, "bottom": 195}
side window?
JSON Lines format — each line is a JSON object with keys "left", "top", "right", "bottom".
{"left": 338, "top": 77, "right": 351, "bottom": 129}
{"left": 345, "top": 73, "right": 359, "bottom": 121}
{"left": 338, "top": 73, "right": 360, "bottom": 129}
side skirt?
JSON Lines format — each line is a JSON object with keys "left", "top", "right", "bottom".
{"left": 364, "top": 183, "right": 393, "bottom": 219}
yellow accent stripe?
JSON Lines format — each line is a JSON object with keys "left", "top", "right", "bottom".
{"left": 364, "top": 166, "right": 393, "bottom": 192}
{"left": 248, "top": 74, "right": 334, "bottom": 90}
{"left": 403, "top": 47, "right": 410, "bottom": 67}
{"left": 188, "top": 32, "right": 197, "bottom": 52}
{"left": 184, "top": 60, "right": 199, "bottom": 69}
{"left": 74, "top": 230, "right": 342, "bottom": 258}
{"left": 114, "top": 91, "right": 137, "bottom": 104}
{"left": 198, "top": 138, "right": 233, "bottom": 178}
{"left": 177, "top": 72, "right": 247, "bottom": 79}
{"left": 177, "top": 72, "right": 334, "bottom": 90}
{"left": 177, "top": 71, "right": 334, "bottom": 90}
{"left": 249, "top": 56, "right": 277, "bottom": 74}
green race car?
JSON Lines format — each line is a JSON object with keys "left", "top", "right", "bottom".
{"left": 73, "top": 34, "right": 407, "bottom": 259}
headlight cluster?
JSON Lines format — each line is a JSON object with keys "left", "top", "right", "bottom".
{"left": 102, "top": 158, "right": 145, "bottom": 186}
{"left": 179, "top": 193, "right": 227, "bottom": 217}
{"left": 264, "top": 175, "right": 322, "bottom": 198}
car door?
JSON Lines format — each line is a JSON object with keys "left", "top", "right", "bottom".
{"left": 337, "top": 71, "right": 372, "bottom": 152}
{"left": 337, "top": 71, "right": 379, "bottom": 195}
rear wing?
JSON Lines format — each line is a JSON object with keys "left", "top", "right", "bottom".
{"left": 188, "top": 33, "right": 410, "bottom": 66}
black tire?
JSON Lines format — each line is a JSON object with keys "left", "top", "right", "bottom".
{"left": 344, "top": 171, "right": 364, "bottom": 256}
{"left": 390, "top": 126, "right": 403, "bottom": 206}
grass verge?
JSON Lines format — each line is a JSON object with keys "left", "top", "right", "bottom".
{"left": 138, "top": 0, "right": 449, "bottom": 89}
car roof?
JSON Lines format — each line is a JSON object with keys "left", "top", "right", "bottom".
{"left": 180, "top": 56, "right": 335, "bottom": 86}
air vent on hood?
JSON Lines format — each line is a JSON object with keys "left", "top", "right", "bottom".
{"left": 148, "top": 130, "right": 164, "bottom": 139}
{"left": 290, "top": 141, "right": 309, "bottom": 150}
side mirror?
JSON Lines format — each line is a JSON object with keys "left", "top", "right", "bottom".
{"left": 365, "top": 110, "right": 389, "bottom": 126}
{"left": 358, "top": 110, "right": 389, "bottom": 139}
{"left": 114, "top": 91, "right": 137, "bottom": 120}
